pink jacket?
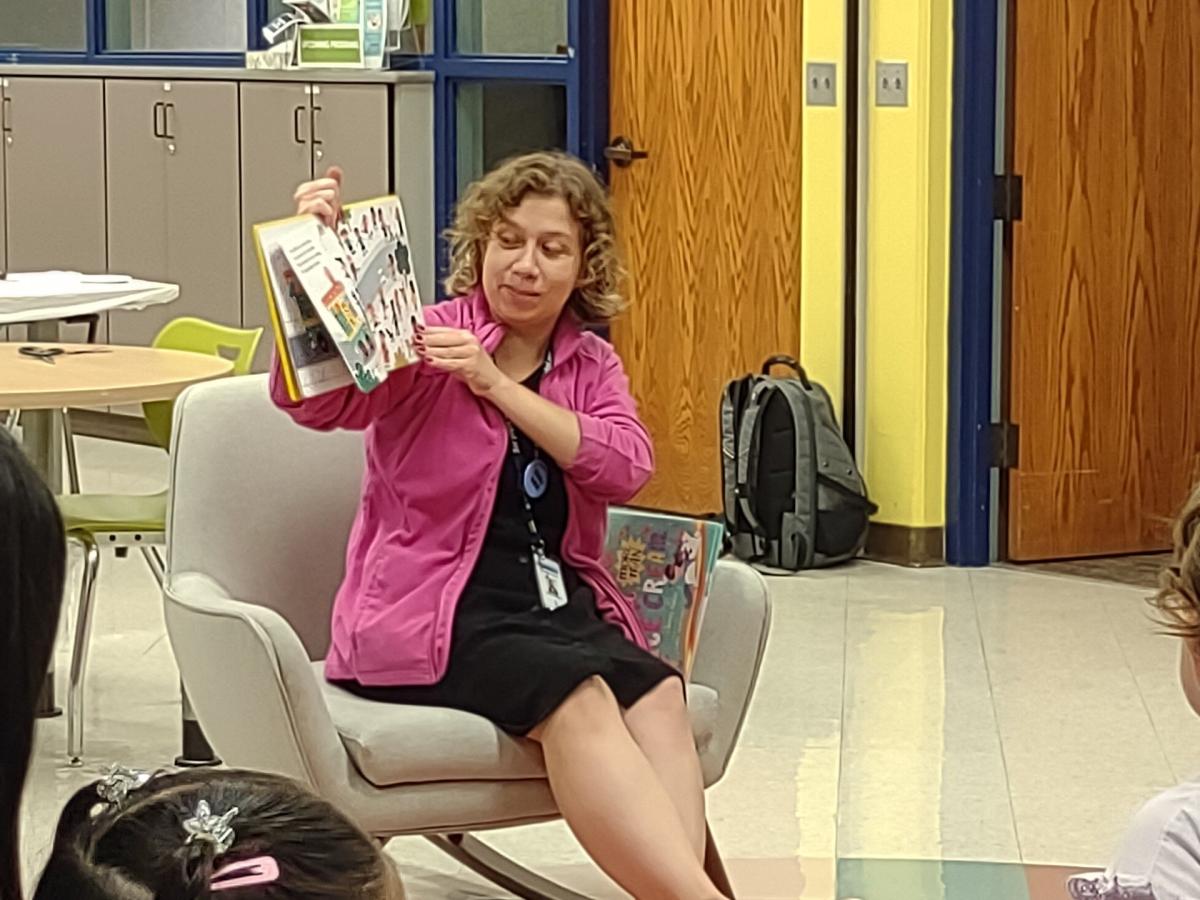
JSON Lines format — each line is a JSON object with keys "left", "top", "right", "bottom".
{"left": 269, "top": 290, "right": 655, "bottom": 685}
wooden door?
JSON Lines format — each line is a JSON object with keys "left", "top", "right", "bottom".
{"left": 4, "top": 78, "right": 106, "bottom": 274}
{"left": 240, "top": 81, "right": 313, "bottom": 371}
{"left": 608, "top": 1, "right": 804, "bottom": 515}
{"left": 1007, "top": 3, "right": 1200, "bottom": 560}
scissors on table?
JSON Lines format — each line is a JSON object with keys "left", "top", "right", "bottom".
{"left": 18, "top": 345, "right": 113, "bottom": 365}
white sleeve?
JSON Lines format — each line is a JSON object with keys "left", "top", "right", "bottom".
{"left": 1110, "top": 781, "right": 1200, "bottom": 900}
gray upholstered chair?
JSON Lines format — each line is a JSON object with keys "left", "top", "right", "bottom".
{"left": 162, "top": 375, "right": 771, "bottom": 899}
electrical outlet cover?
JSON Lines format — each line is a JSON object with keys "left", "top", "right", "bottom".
{"left": 876, "top": 61, "right": 909, "bottom": 107}
{"left": 806, "top": 62, "right": 837, "bottom": 107}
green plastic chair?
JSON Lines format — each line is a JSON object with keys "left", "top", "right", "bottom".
{"left": 57, "top": 317, "right": 262, "bottom": 765}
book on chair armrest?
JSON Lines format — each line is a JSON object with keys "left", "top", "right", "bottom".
{"left": 254, "top": 195, "right": 424, "bottom": 401}
{"left": 603, "top": 509, "right": 724, "bottom": 678}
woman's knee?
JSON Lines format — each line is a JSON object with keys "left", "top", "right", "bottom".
{"left": 632, "top": 677, "right": 688, "bottom": 722}
{"left": 626, "top": 678, "right": 693, "bottom": 744}
{"left": 531, "top": 675, "right": 620, "bottom": 742}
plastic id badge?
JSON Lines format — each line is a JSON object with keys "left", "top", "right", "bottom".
{"left": 534, "top": 551, "right": 568, "bottom": 612}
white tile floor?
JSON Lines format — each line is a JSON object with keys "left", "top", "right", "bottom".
{"left": 18, "top": 437, "right": 1200, "bottom": 898}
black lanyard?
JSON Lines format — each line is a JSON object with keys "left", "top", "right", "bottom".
{"left": 505, "top": 349, "right": 553, "bottom": 556}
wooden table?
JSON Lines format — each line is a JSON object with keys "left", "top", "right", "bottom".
{"left": 0, "top": 342, "right": 233, "bottom": 410}
{"left": 1, "top": 342, "right": 232, "bottom": 719}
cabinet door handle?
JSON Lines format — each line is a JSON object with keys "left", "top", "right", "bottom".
{"left": 293, "top": 104, "right": 307, "bottom": 145}
{"left": 152, "top": 101, "right": 165, "bottom": 138}
{"left": 311, "top": 105, "right": 323, "bottom": 146}
{"left": 3, "top": 96, "right": 13, "bottom": 134}
{"left": 163, "top": 102, "right": 176, "bottom": 140}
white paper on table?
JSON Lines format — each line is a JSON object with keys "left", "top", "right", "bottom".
{"left": 0, "top": 274, "right": 179, "bottom": 326}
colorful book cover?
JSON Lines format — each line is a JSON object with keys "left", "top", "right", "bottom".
{"left": 603, "top": 510, "right": 724, "bottom": 677}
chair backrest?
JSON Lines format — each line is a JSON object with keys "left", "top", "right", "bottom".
{"left": 143, "top": 317, "right": 264, "bottom": 449}
{"left": 167, "top": 374, "right": 363, "bottom": 660}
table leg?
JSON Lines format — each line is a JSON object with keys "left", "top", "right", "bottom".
{"left": 175, "top": 687, "right": 221, "bottom": 768}
{"left": 24, "top": 321, "right": 64, "bottom": 717}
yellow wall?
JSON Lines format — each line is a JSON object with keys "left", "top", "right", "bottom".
{"left": 799, "top": 2, "right": 847, "bottom": 413}
{"left": 797, "top": 0, "right": 954, "bottom": 530}
{"left": 860, "top": 0, "right": 954, "bottom": 528}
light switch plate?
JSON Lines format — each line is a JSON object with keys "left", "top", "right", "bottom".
{"left": 876, "top": 61, "right": 909, "bottom": 107}
{"left": 806, "top": 62, "right": 837, "bottom": 107}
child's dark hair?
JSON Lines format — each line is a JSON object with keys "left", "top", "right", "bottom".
{"left": 1151, "top": 484, "right": 1200, "bottom": 641}
{"left": 33, "top": 769, "right": 401, "bottom": 900}
{"left": 0, "top": 428, "right": 67, "bottom": 900}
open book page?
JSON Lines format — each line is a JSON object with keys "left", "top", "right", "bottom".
{"left": 255, "top": 194, "right": 424, "bottom": 400}
{"left": 336, "top": 197, "right": 423, "bottom": 374}
{"left": 603, "top": 511, "right": 725, "bottom": 676}
{"left": 259, "top": 223, "right": 355, "bottom": 399}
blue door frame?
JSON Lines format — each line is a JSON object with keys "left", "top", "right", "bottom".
{"left": 0, "top": 0, "right": 267, "bottom": 65}
{"left": 414, "top": 0, "right": 608, "bottom": 292}
{"left": 946, "top": 0, "right": 1001, "bottom": 565}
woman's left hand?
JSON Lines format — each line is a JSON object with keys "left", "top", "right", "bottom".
{"left": 419, "top": 327, "right": 507, "bottom": 397}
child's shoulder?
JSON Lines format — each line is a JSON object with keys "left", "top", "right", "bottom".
{"left": 1110, "top": 779, "right": 1200, "bottom": 897}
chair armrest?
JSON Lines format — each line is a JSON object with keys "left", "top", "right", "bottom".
{"left": 163, "top": 572, "right": 347, "bottom": 793}
{"left": 690, "top": 560, "right": 772, "bottom": 785}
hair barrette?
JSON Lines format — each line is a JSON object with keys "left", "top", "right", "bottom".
{"left": 182, "top": 800, "right": 239, "bottom": 856}
{"left": 211, "top": 856, "right": 280, "bottom": 892}
{"left": 96, "top": 765, "right": 153, "bottom": 808}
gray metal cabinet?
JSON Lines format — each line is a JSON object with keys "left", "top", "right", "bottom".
{"left": 239, "top": 81, "right": 313, "bottom": 369}
{"left": 311, "top": 84, "right": 389, "bottom": 204}
{"left": 2, "top": 76, "right": 106, "bottom": 344}
{"left": 2, "top": 77, "right": 106, "bottom": 276}
{"left": 107, "top": 79, "right": 241, "bottom": 348}
{"left": 241, "top": 80, "right": 389, "bottom": 371}
{"left": 0, "top": 80, "right": 6, "bottom": 280}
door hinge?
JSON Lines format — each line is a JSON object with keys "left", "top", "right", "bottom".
{"left": 990, "top": 421, "right": 1019, "bottom": 469}
{"left": 993, "top": 173, "right": 1023, "bottom": 222}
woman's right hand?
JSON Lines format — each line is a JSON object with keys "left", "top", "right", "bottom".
{"left": 293, "top": 165, "right": 344, "bottom": 227}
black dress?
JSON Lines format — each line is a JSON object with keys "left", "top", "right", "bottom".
{"left": 335, "top": 368, "right": 678, "bottom": 735}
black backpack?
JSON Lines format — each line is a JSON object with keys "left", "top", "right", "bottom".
{"left": 720, "top": 356, "right": 877, "bottom": 571}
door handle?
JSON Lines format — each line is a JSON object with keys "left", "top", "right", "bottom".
{"left": 293, "top": 104, "right": 307, "bottom": 145}
{"left": 152, "top": 101, "right": 165, "bottom": 138}
{"left": 603, "top": 136, "right": 648, "bottom": 168}
{"left": 2, "top": 96, "right": 13, "bottom": 134}
{"left": 162, "top": 102, "right": 176, "bottom": 140}
{"left": 311, "top": 105, "right": 324, "bottom": 161}
{"left": 311, "top": 105, "right": 323, "bottom": 146}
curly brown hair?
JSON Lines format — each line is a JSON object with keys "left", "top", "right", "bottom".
{"left": 444, "top": 151, "right": 626, "bottom": 324}
{"left": 1151, "top": 483, "right": 1200, "bottom": 642}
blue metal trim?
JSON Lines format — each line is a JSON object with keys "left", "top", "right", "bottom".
{"left": 425, "top": 0, "right": 601, "bottom": 298}
{"left": 247, "top": 0, "right": 269, "bottom": 51}
{"left": 563, "top": 0, "right": 580, "bottom": 156}
{"left": 92, "top": 52, "right": 249, "bottom": 67}
{"left": 946, "top": 0, "right": 1000, "bottom": 565}
{"left": 0, "top": 50, "right": 90, "bottom": 64}
{"left": 436, "top": 0, "right": 452, "bottom": 58}
{"left": 87, "top": 0, "right": 103, "bottom": 59}
{"left": 434, "top": 73, "right": 454, "bottom": 297}
{"left": 0, "top": 48, "right": 249, "bottom": 66}
{"left": 4, "top": 0, "right": 264, "bottom": 62}
{"left": 576, "top": 0, "right": 609, "bottom": 171}
{"left": 434, "top": 57, "right": 572, "bottom": 79}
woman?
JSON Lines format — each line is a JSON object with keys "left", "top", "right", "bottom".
{"left": 279, "top": 154, "right": 726, "bottom": 899}
{"left": 0, "top": 428, "right": 68, "bottom": 900}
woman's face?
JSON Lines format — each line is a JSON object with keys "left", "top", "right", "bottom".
{"left": 481, "top": 193, "right": 582, "bottom": 334}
